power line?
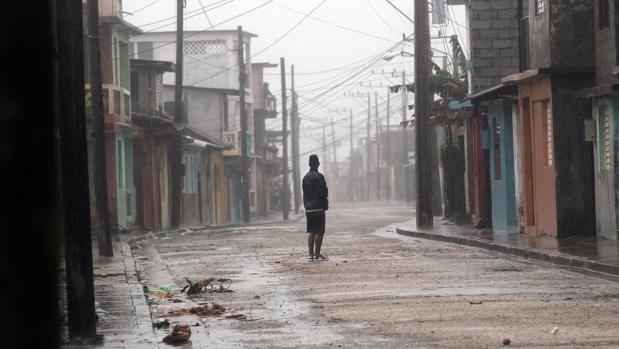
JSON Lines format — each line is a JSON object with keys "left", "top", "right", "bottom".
{"left": 272, "top": 1, "right": 398, "bottom": 43}
{"left": 383, "top": 0, "right": 414, "bottom": 24}
{"left": 125, "top": 0, "right": 273, "bottom": 62}
{"left": 367, "top": 0, "right": 402, "bottom": 34}
{"left": 128, "top": 0, "right": 162, "bottom": 15}
{"left": 187, "top": 0, "right": 329, "bottom": 86}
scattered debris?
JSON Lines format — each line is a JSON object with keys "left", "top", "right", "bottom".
{"left": 254, "top": 295, "right": 261, "bottom": 299}
{"left": 189, "top": 303, "right": 226, "bottom": 317}
{"left": 157, "top": 290, "right": 174, "bottom": 298}
{"left": 143, "top": 285, "right": 150, "bottom": 293}
{"left": 182, "top": 277, "right": 215, "bottom": 295}
{"left": 162, "top": 325, "right": 191, "bottom": 344}
{"left": 224, "top": 314, "right": 247, "bottom": 320}
{"left": 153, "top": 319, "right": 170, "bottom": 329}
{"left": 469, "top": 301, "right": 483, "bottom": 305}
{"left": 502, "top": 337, "right": 511, "bottom": 346}
{"left": 551, "top": 326, "right": 559, "bottom": 335}
{"left": 160, "top": 285, "right": 172, "bottom": 293}
{"left": 193, "top": 322, "right": 200, "bottom": 327}
{"left": 166, "top": 308, "right": 189, "bottom": 317}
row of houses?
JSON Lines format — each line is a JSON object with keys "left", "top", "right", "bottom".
{"left": 440, "top": 0, "right": 619, "bottom": 241}
{"left": 85, "top": 0, "right": 284, "bottom": 233}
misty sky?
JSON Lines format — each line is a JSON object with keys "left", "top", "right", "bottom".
{"left": 123, "top": 0, "right": 466, "bottom": 163}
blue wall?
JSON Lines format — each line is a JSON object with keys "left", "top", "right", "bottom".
{"left": 489, "top": 104, "right": 517, "bottom": 230}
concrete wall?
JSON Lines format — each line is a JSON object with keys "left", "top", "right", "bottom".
{"left": 552, "top": 73, "right": 596, "bottom": 237}
{"left": 595, "top": 0, "right": 618, "bottom": 85}
{"left": 468, "top": 0, "right": 522, "bottom": 91}
{"left": 130, "top": 31, "right": 254, "bottom": 94}
{"left": 528, "top": 0, "right": 594, "bottom": 69}
{"left": 593, "top": 96, "right": 619, "bottom": 240}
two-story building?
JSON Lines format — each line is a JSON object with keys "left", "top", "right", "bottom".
{"left": 251, "top": 62, "right": 279, "bottom": 216}
{"left": 577, "top": 0, "right": 619, "bottom": 241}
{"left": 502, "top": 0, "right": 596, "bottom": 238}
{"left": 84, "top": 0, "right": 142, "bottom": 230}
{"left": 130, "top": 29, "right": 259, "bottom": 223}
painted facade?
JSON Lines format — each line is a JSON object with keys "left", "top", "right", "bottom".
{"left": 576, "top": 0, "right": 619, "bottom": 240}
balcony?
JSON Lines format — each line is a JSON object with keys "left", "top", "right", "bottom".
{"left": 223, "top": 130, "right": 253, "bottom": 157}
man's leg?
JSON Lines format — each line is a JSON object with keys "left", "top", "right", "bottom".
{"left": 308, "top": 232, "right": 316, "bottom": 258}
{"left": 314, "top": 233, "right": 323, "bottom": 257}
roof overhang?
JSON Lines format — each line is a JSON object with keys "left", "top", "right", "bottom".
{"left": 130, "top": 59, "right": 175, "bottom": 72}
{"left": 575, "top": 83, "right": 619, "bottom": 98}
{"left": 99, "top": 16, "right": 143, "bottom": 35}
{"left": 465, "top": 84, "right": 518, "bottom": 103}
{"left": 502, "top": 67, "right": 595, "bottom": 85}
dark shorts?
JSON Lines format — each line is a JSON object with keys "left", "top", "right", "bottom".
{"left": 306, "top": 211, "right": 326, "bottom": 235}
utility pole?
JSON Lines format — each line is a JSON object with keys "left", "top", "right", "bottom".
{"left": 374, "top": 91, "right": 381, "bottom": 201}
{"left": 57, "top": 0, "right": 97, "bottom": 339}
{"left": 350, "top": 109, "right": 354, "bottom": 202}
{"left": 87, "top": 0, "right": 112, "bottom": 256}
{"left": 322, "top": 125, "right": 328, "bottom": 175}
{"left": 331, "top": 118, "right": 337, "bottom": 177}
{"left": 386, "top": 88, "right": 391, "bottom": 200}
{"left": 280, "top": 57, "right": 289, "bottom": 220}
{"left": 366, "top": 92, "right": 371, "bottom": 201}
{"left": 237, "top": 26, "right": 250, "bottom": 223}
{"left": 171, "top": 0, "right": 184, "bottom": 228}
{"left": 401, "top": 71, "right": 409, "bottom": 202}
{"left": 291, "top": 65, "right": 301, "bottom": 214}
{"left": 415, "top": 0, "right": 434, "bottom": 227}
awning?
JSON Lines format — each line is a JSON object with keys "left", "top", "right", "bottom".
{"left": 464, "top": 84, "right": 517, "bottom": 103}
{"left": 575, "top": 83, "right": 619, "bottom": 98}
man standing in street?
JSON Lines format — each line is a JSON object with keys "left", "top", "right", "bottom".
{"left": 303, "top": 154, "right": 329, "bottom": 261}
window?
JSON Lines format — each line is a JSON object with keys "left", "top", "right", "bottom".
{"left": 598, "top": 104, "right": 612, "bottom": 171}
{"left": 600, "top": 0, "right": 610, "bottom": 29}
{"left": 535, "top": 0, "right": 545, "bottom": 15}
{"left": 493, "top": 118, "right": 502, "bottom": 180}
{"left": 542, "top": 100, "right": 553, "bottom": 167}
{"left": 183, "top": 154, "right": 198, "bottom": 194}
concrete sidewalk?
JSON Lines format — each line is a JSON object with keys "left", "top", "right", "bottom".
{"left": 396, "top": 218, "right": 619, "bottom": 276}
{"left": 58, "top": 215, "right": 302, "bottom": 348}
{"left": 59, "top": 236, "right": 157, "bottom": 348}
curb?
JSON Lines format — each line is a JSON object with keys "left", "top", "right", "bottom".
{"left": 395, "top": 227, "right": 619, "bottom": 276}
{"left": 126, "top": 215, "right": 304, "bottom": 248}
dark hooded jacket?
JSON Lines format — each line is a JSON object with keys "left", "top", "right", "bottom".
{"left": 302, "top": 169, "right": 328, "bottom": 211}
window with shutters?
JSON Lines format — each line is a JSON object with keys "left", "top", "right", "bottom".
{"left": 598, "top": 104, "right": 612, "bottom": 171}
{"left": 542, "top": 100, "right": 553, "bottom": 167}
{"left": 535, "top": 0, "right": 544, "bottom": 15}
{"left": 183, "top": 154, "right": 198, "bottom": 194}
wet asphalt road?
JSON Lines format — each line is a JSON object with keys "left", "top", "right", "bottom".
{"left": 134, "top": 202, "right": 619, "bottom": 348}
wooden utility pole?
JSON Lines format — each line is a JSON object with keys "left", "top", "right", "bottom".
{"left": 331, "top": 117, "right": 337, "bottom": 175}
{"left": 374, "top": 91, "right": 381, "bottom": 200}
{"left": 322, "top": 125, "right": 328, "bottom": 175}
{"left": 291, "top": 65, "right": 301, "bottom": 214}
{"left": 366, "top": 92, "right": 371, "bottom": 200}
{"left": 57, "top": 0, "right": 97, "bottom": 338}
{"left": 87, "top": 0, "right": 113, "bottom": 256}
{"left": 386, "top": 88, "right": 391, "bottom": 199}
{"left": 415, "top": 0, "right": 434, "bottom": 227}
{"left": 350, "top": 109, "right": 354, "bottom": 202}
{"left": 401, "top": 70, "right": 409, "bottom": 202}
{"left": 238, "top": 26, "right": 250, "bottom": 223}
{"left": 280, "top": 57, "right": 289, "bottom": 220}
{"left": 171, "top": 0, "right": 184, "bottom": 228}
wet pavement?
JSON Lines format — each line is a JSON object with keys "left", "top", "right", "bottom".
{"left": 59, "top": 237, "right": 157, "bottom": 348}
{"left": 131, "top": 202, "right": 619, "bottom": 348}
{"left": 397, "top": 217, "right": 619, "bottom": 274}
